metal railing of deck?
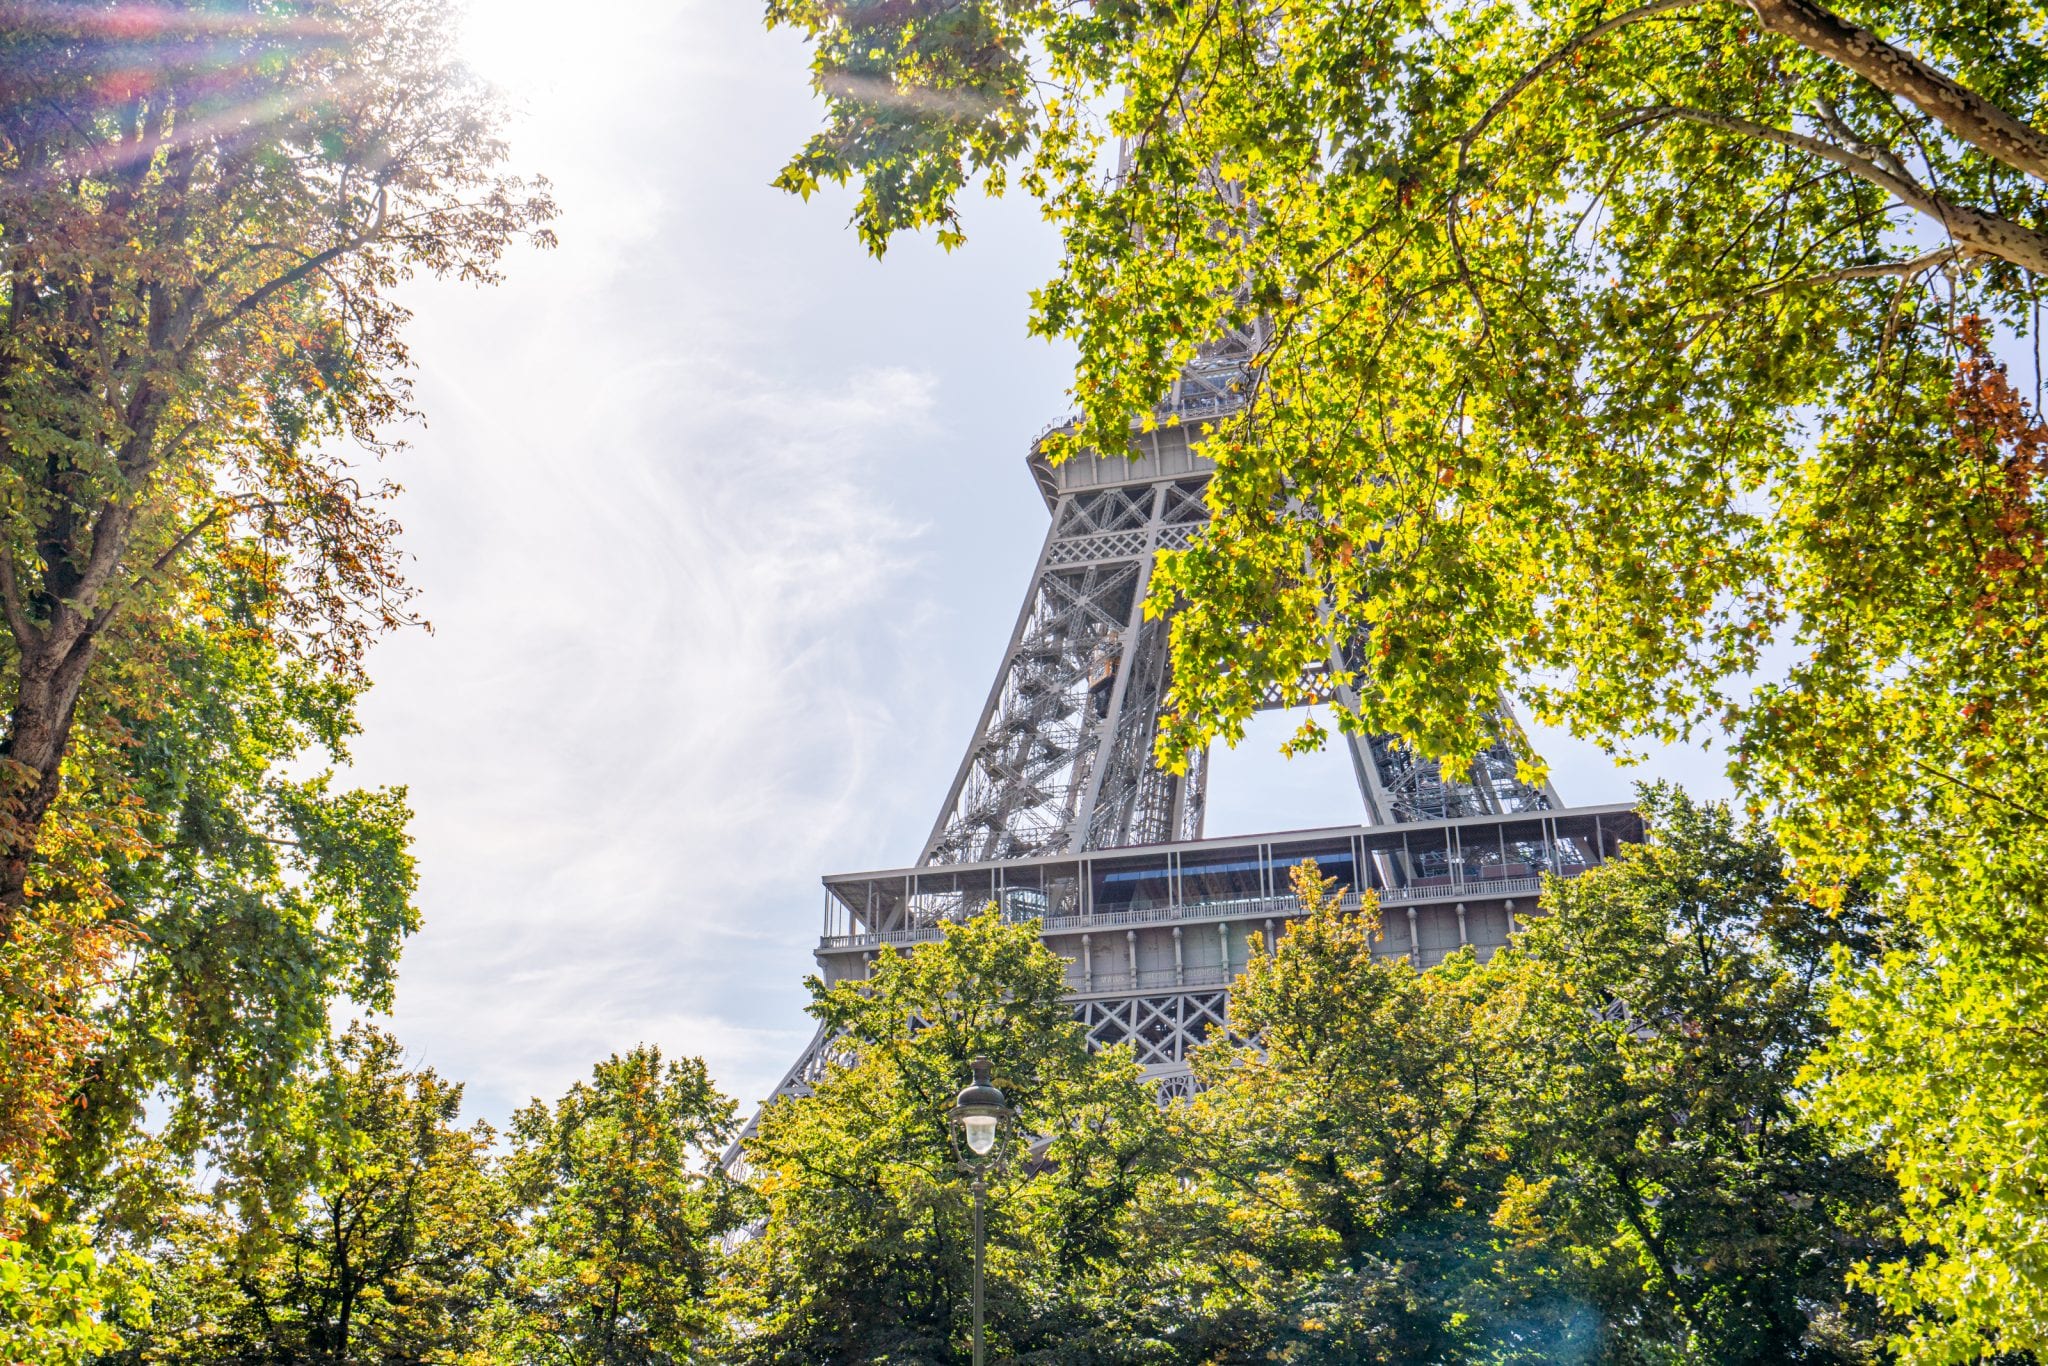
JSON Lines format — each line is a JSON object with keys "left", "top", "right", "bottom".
{"left": 817, "top": 873, "right": 1553, "bottom": 953}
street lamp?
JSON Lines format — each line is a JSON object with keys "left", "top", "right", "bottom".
{"left": 950, "top": 1056, "right": 1011, "bottom": 1366}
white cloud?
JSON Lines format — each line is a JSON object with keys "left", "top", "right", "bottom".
{"left": 354, "top": 348, "right": 938, "bottom": 1115}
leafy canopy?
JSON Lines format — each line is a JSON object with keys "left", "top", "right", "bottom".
{"left": 499, "top": 1047, "right": 749, "bottom": 1366}
{"left": 1124, "top": 794, "right": 1901, "bottom": 1362}
{"left": 1489, "top": 786, "right": 1897, "bottom": 1361}
{"left": 50, "top": 544, "right": 419, "bottom": 1227}
{"left": 114, "top": 1023, "right": 507, "bottom": 1365}
{"left": 725, "top": 910, "right": 1167, "bottom": 1363}
{"left": 769, "top": 0, "right": 2048, "bottom": 1350}
{"left": 1146, "top": 864, "right": 1565, "bottom": 1363}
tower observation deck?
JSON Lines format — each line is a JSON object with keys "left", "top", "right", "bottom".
{"left": 743, "top": 331, "right": 1643, "bottom": 1131}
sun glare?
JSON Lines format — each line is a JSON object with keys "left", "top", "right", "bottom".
{"left": 456, "top": 0, "right": 582, "bottom": 98}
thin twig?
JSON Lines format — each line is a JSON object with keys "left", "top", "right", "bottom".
{"left": 1908, "top": 756, "right": 2048, "bottom": 825}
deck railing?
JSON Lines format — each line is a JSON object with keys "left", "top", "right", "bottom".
{"left": 818, "top": 872, "right": 1553, "bottom": 953}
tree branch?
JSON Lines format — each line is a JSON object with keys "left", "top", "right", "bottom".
{"left": 69, "top": 496, "right": 139, "bottom": 625}
{"left": 1449, "top": 0, "right": 1712, "bottom": 339}
{"left": 1807, "top": 87, "right": 1914, "bottom": 184}
{"left": 1463, "top": 0, "right": 1710, "bottom": 157}
{"left": 1746, "top": 0, "right": 2048, "bottom": 185}
{"left": 189, "top": 188, "right": 389, "bottom": 347}
{"left": 1131, "top": 0, "right": 1226, "bottom": 171}
{"left": 149, "top": 504, "right": 233, "bottom": 577}
{"left": 0, "top": 554, "right": 41, "bottom": 653}
{"left": 1746, "top": 244, "right": 1964, "bottom": 297}
{"left": 1625, "top": 105, "right": 2048, "bottom": 275}
{"left": 1907, "top": 755, "right": 2048, "bottom": 825}
{"left": 87, "top": 501, "right": 237, "bottom": 637}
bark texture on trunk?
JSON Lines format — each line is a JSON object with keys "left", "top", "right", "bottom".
{"left": 0, "top": 622, "right": 103, "bottom": 923}
{"left": 0, "top": 489, "right": 142, "bottom": 926}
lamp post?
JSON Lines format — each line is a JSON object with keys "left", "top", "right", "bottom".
{"left": 950, "top": 1056, "right": 1010, "bottom": 1366}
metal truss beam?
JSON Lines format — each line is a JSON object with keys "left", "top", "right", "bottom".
{"left": 921, "top": 479, "right": 1211, "bottom": 864}
{"left": 924, "top": 456, "right": 1556, "bottom": 865}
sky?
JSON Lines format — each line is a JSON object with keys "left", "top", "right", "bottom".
{"left": 347, "top": 0, "right": 1740, "bottom": 1126}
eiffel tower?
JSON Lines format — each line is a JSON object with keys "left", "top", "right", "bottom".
{"left": 734, "top": 327, "right": 1644, "bottom": 1137}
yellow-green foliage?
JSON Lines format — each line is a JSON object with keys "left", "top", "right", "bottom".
{"left": 769, "top": 0, "right": 2048, "bottom": 1349}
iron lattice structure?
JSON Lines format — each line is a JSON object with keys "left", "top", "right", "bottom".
{"left": 733, "top": 343, "right": 1641, "bottom": 1158}
{"left": 924, "top": 336, "right": 1557, "bottom": 861}
{"left": 919, "top": 475, "right": 1211, "bottom": 865}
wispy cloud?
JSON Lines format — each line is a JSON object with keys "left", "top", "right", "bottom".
{"left": 413, "top": 352, "right": 932, "bottom": 897}
{"left": 355, "top": 218, "right": 942, "bottom": 1106}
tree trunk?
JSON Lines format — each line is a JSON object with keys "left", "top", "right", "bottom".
{"left": 0, "top": 622, "right": 102, "bottom": 928}
{"left": 0, "top": 477, "right": 144, "bottom": 931}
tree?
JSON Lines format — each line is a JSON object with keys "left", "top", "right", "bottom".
{"left": 1489, "top": 786, "right": 1898, "bottom": 1361}
{"left": 723, "top": 910, "right": 1167, "bottom": 1363}
{"left": 1135, "top": 863, "right": 1579, "bottom": 1364}
{"left": 0, "top": 532, "right": 421, "bottom": 1354}
{"left": 0, "top": 0, "right": 553, "bottom": 1180}
{"left": 0, "top": 0, "right": 545, "bottom": 1286}
{"left": 0, "top": 532, "right": 419, "bottom": 1353}
{"left": 498, "top": 1046, "right": 748, "bottom": 1366}
{"left": 49, "top": 541, "right": 417, "bottom": 1228}
{"left": 768, "top": 0, "right": 2048, "bottom": 1346}
{"left": 0, "top": 0, "right": 550, "bottom": 913}
{"left": 116, "top": 1023, "right": 507, "bottom": 1364}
